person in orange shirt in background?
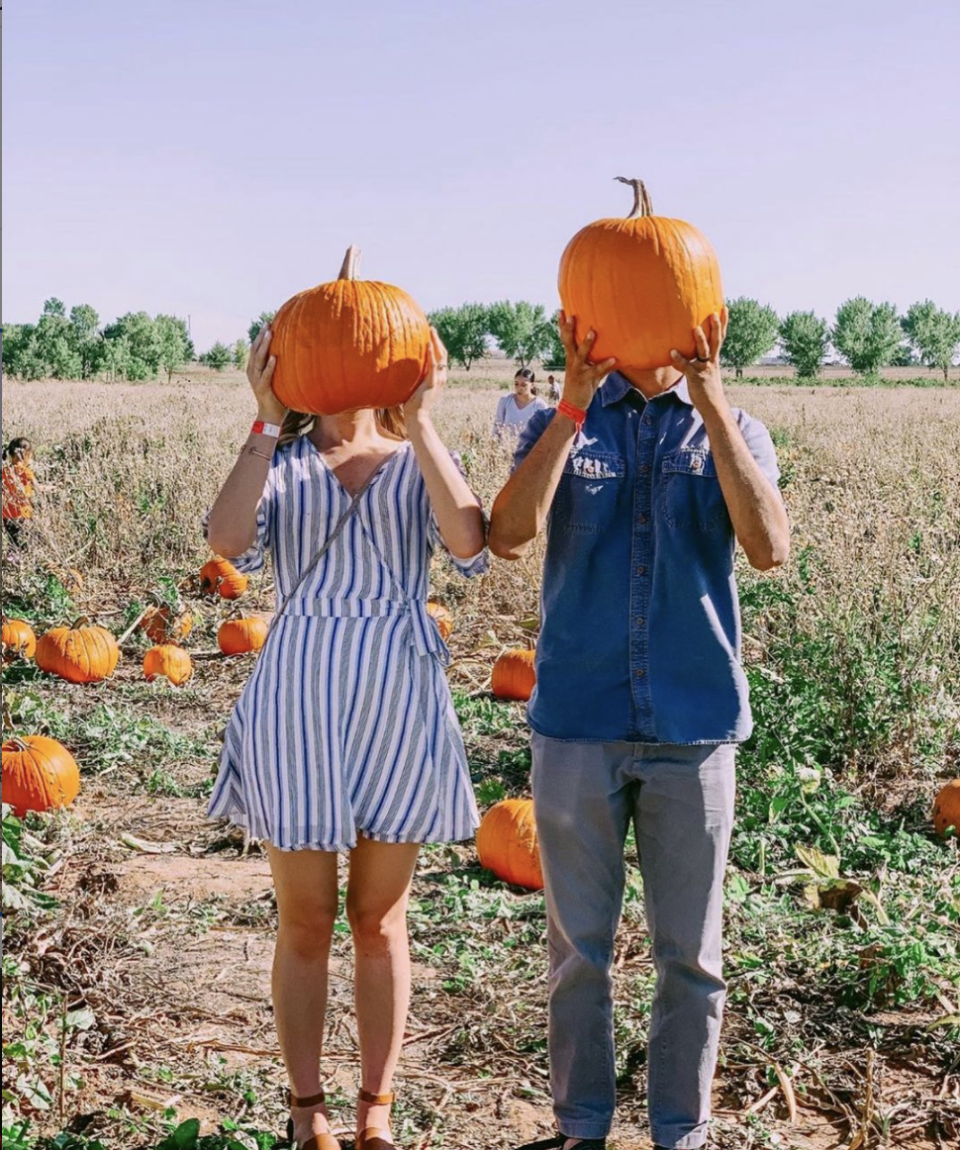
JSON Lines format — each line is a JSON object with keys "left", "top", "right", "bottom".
{"left": 2, "top": 437, "right": 37, "bottom": 551}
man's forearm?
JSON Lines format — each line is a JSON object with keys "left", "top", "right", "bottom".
{"left": 489, "top": 416, "right": 578, "bottom": 559}
{"left": 700, "top": 402, "right": 790, "bottom": 571}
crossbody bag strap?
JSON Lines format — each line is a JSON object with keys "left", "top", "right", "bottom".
{"left": 268, "top": 467, "right": 379, "bottom": 634}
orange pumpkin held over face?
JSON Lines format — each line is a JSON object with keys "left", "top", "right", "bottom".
{"left": 476, "top": 798, "right": 544, "bottom": 891}
{"left": 35, "top": 621, "right": 120, "bottom": 684}
{"left": 932, "top": 779, "right": 960, "bottom": 839}
{"left": 200, "top": 558, "right": 249, "bottom": 601}
{"left": 2, "top": 619, "right": 38, "bottom": 661}
{"left": 218, "top": 617, "right": 269, "bottom": 656}
{"left": 558, "top": 177, "right": 725, "bottom": 372}
{"left": 491, "top": 648, "right": 537, "bottom": 702}
{"left": 270, "top": 246, "right": 432, "bottom": 416}
{"left": 143, "top": 645, "right": 194, "bottom": 686}
{"left": 2, "top": 735, "right": 81, "bottom": 817}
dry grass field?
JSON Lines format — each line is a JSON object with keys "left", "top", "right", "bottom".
{"left": 2, "top": 369, "right": 958, "bottom": 1150}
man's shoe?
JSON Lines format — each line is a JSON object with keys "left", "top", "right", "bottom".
{"left": 514, "top": 1139, "right": 607, "bottom": 1150}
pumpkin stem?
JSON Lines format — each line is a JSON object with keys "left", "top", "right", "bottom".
{"left": 615, "top": 176, "right": 654, "bottom": 219}
{"left": 338, "top": 246, "right": 362, "bottom": 281}
{"left": 3, "top": 736, "right": 30, "bottom": 751}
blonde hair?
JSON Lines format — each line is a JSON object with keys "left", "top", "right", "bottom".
{"left": 278, "top": 406, "right": 407, "bottom": 449}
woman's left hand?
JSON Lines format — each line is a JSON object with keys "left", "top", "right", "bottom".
{"left": 405, "top": 329, "right": 448, "bottom": 422}
{"left": 669, "top": 308, "right": 729, "bottom": 415}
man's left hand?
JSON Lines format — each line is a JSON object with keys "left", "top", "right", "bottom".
{"left": 670, "top": 309, "right": 729, "bottom": 416}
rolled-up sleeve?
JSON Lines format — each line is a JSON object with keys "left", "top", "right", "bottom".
{"left": 428, "top": 451, "right": 489, "bottom": 578}
{"left": 737, "top": 412, "right": 781, "bottom": 491}
{"left": 512, "top": 408, "right": 556, "bottom": 473}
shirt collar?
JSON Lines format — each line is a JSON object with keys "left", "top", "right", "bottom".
{"left": 600, "top": 371, "right": 693, "bottom": 408}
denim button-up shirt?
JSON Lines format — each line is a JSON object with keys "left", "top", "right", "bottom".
{"left": 513, "top": 372, "right": 781, "bottom": 744}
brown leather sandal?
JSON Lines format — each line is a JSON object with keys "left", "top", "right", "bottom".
{"left": 285, "top": 1089, "right": 341, "bottom": 1150}
{"left": 356, "top": 1088, "right": 397, "bottom": 1149}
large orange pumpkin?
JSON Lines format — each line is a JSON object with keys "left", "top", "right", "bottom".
{"left": 141, "top": 605, "right": 193, "bottom": 645}
{"left": 2, "top": 619, "right": 37, "bottom": 661}
{"left": 558, "top": 177, "right": 724, "bottom": 371}
{"left": 270, "top": 246, "right": 432, "bottom": 416}
{"left": 492, "top": 649, "right": 537, "bottom": 702}
{"left": 200, "top": 558, "right": 249, "bottom": 601}
{"left": 2, "top": 735, "right": 81, "bottom": 817}
{"left": 35, "top": 622, "right": 120, "bottom": 684}
{"left": 218, "top": 617, "right": 269, "bottom": 656}
{"left": 143, "top": 645, "right": 193, "bottom": 686}
{"left": 476, "top": 799, "right": 544, "bottom": 891}
{"left": 426, "top": 601, "right": 454, "bottom": 642}
{"left": 932, "top": 780, "right": 960, "bottom": 839}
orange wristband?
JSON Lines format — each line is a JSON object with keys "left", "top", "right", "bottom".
{"left": 557, "top": 399, "right": 587, "bottom": 433}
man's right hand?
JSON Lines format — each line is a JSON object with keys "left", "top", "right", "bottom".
{"left": 559, "top": 312, "right": 617, "bottom": 411}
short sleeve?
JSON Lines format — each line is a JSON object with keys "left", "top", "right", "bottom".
{"left": 512, "top": 407, "right": 556, "bottom": 473}
{"left": 736, "top": 412, "right": 781, "bottom": 492}
{"left": 428, "top": 451, "right": 488, "bottom": 579}
{"left": 202, "top": 463, "right": 277, "bottom": 575}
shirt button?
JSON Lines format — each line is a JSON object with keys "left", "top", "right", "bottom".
{"left": 640, "top": 463, "right": 650, "bottom": 474}
{"left": 637, "top": 616, "right": 645, "bottom": 626}
{"left": 635, "top": 668, "right": 646, "bottom": 678}
{"left": 638, "top": 514, "right": 649, "bottom": 525}
{"left": 691, "top": 458, "right": 703, "bottom": 471}
{"left": 636, "top": 565, "right": 646, "bottom": 576}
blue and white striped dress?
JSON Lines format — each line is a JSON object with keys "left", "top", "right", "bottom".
{"left": 207, "top": 435, "right": 486, "bottom": 852}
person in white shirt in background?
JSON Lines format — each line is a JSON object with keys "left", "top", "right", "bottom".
{"left": 493, "top": 368, "right": 549, "bottom": 440}
{"left": 547, "top": 375, "right": 562, "bottom": 404}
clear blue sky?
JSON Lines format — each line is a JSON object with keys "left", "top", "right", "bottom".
{"left": 3, "top": 0, "right": 958, "bottom": 350}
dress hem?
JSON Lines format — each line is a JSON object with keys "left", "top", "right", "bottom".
{"left": 208, "top": 810, "right": 479, "bottom": 854}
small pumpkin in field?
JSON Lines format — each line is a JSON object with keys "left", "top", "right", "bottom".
{"left": 476, "top": 799, "right": 544, "bottom": 891}
{"left": 143, "top": 645, "right": 193, "bottom": 686}
{"left": 932, "top": 780, "right": 960, "bottom": 839}
{"left": 200, "top": 558, "right": 249, "bottom": 601}
{"left": 141, "top": 605, "right": 193, "bottom": 645}
{"left": 492, "top": 648, "right": 537, "bottom": 702}
{"left": 218, "top": 617, "right": 269, "bottom": 656}
{"left": 558, "top": 177, "right": 724, "bottom": 372}
{"left": 270, "top": 245, "right": 432, "bottom": 416}
{"left": 2, "top": 619, "right": 37, "bottom": 661}
{"left": 426, "top": 601, "right": 454, "bottom": 642}
{"left": 2, "top": 735, "right": 81, "bottom": 816}
{"left": 35, "top": 621, "right": 120, "bottom": 684}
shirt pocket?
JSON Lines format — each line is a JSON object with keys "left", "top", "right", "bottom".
{"left": 554, "top": 450, "right": 626, "bottom": 533}
{"left": 660, "top": 449, "right": 730, "bottom": 534}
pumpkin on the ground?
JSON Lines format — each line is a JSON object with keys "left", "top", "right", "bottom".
{"left": 476, "top": 798, "right": 544, "bottom": 891}
{"left": 143, "top": 645, "right": 193, "bottom": 686}
{"left": 932, "top": 780, "right": 960, "bottom": 839}
{"left": 2, "top": 619, "right": 37, "bottom": 661}
{"left": 2, "top": 735, "right": 81, "bottom": 816}
{"left": 492, "top": 648, "right": 537, "bottom": 702}
{"left": 270, "top": 246, "right": 432, "bottom": 416}
{"left": 218, "top": 617, "right": 268, "bottom": 656}
{"left": 35, "top": 621, "right": 120, "bottom": 684}
{"left": 558, "top": 177, "right": 724, "bottom": 371}
{"left": 426, "top": 601, "right": 454, "bottom": 642}
{"left": 200, "top": 558, "right": 249, "bottom": 601}
{"left": 141, "top": 605, "right": 193, "bottom": 645}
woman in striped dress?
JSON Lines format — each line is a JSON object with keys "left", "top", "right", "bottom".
{"left": 205, "top": 327, "right": 487, "bottom": 1150}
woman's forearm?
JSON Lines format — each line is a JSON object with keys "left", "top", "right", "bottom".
{"left": 407, "top": 416, "right": 485, "bottom": 559}
{"left": 206, "top": 432, "right": 274, "bottom": 557}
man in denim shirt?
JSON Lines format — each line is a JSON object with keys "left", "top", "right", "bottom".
{"left": 490, "top": 312, "right": 789, "bottom": 1150}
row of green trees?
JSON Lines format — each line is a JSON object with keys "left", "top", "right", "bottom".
{"left": 722, "top": 297, "right": 959, "bottom": 380}
{"left": 4, "top": 297, "right": 958, "bottom": 383}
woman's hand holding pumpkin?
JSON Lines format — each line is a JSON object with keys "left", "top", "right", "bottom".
{"left": 669, "top": 310, "right": 729, "bottom": 416}
{"left": 559, "top": 312, "right": 617, "bottom": 411}
{"left": 247, "top": 327, "right": 287, "bottom": 425}
{"left": 404, "top": 329, "right": 448, "bottom": 425}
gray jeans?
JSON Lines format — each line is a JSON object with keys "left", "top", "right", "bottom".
{"left": 531, "top": 734, "right": 737, "bottom": 1149}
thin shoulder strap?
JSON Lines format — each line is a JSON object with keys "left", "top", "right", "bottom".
{"left": 269, "top": 466, "right": 378, "bottom": 630}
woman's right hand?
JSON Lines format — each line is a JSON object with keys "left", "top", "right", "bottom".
{"left": 559, "top": 312, "right": 617, "bottom": 410}
{"left": 247, "top": 328, "right": 287, "bottom": 424}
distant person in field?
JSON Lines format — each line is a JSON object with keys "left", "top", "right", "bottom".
{"left": 2, "top": 437, "right": 37, "bottom": 551}
{"left": 493, "top": 368, "right": 548, "bottom": 440}
{"left": 204, "top": 327, "right": 487, "bottom": 1150}
{"left": 490, "top": 313, "right": 789, "bottom": 1150}
{"left": 547, "top": 374, "right": 562, "bottom": 403}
